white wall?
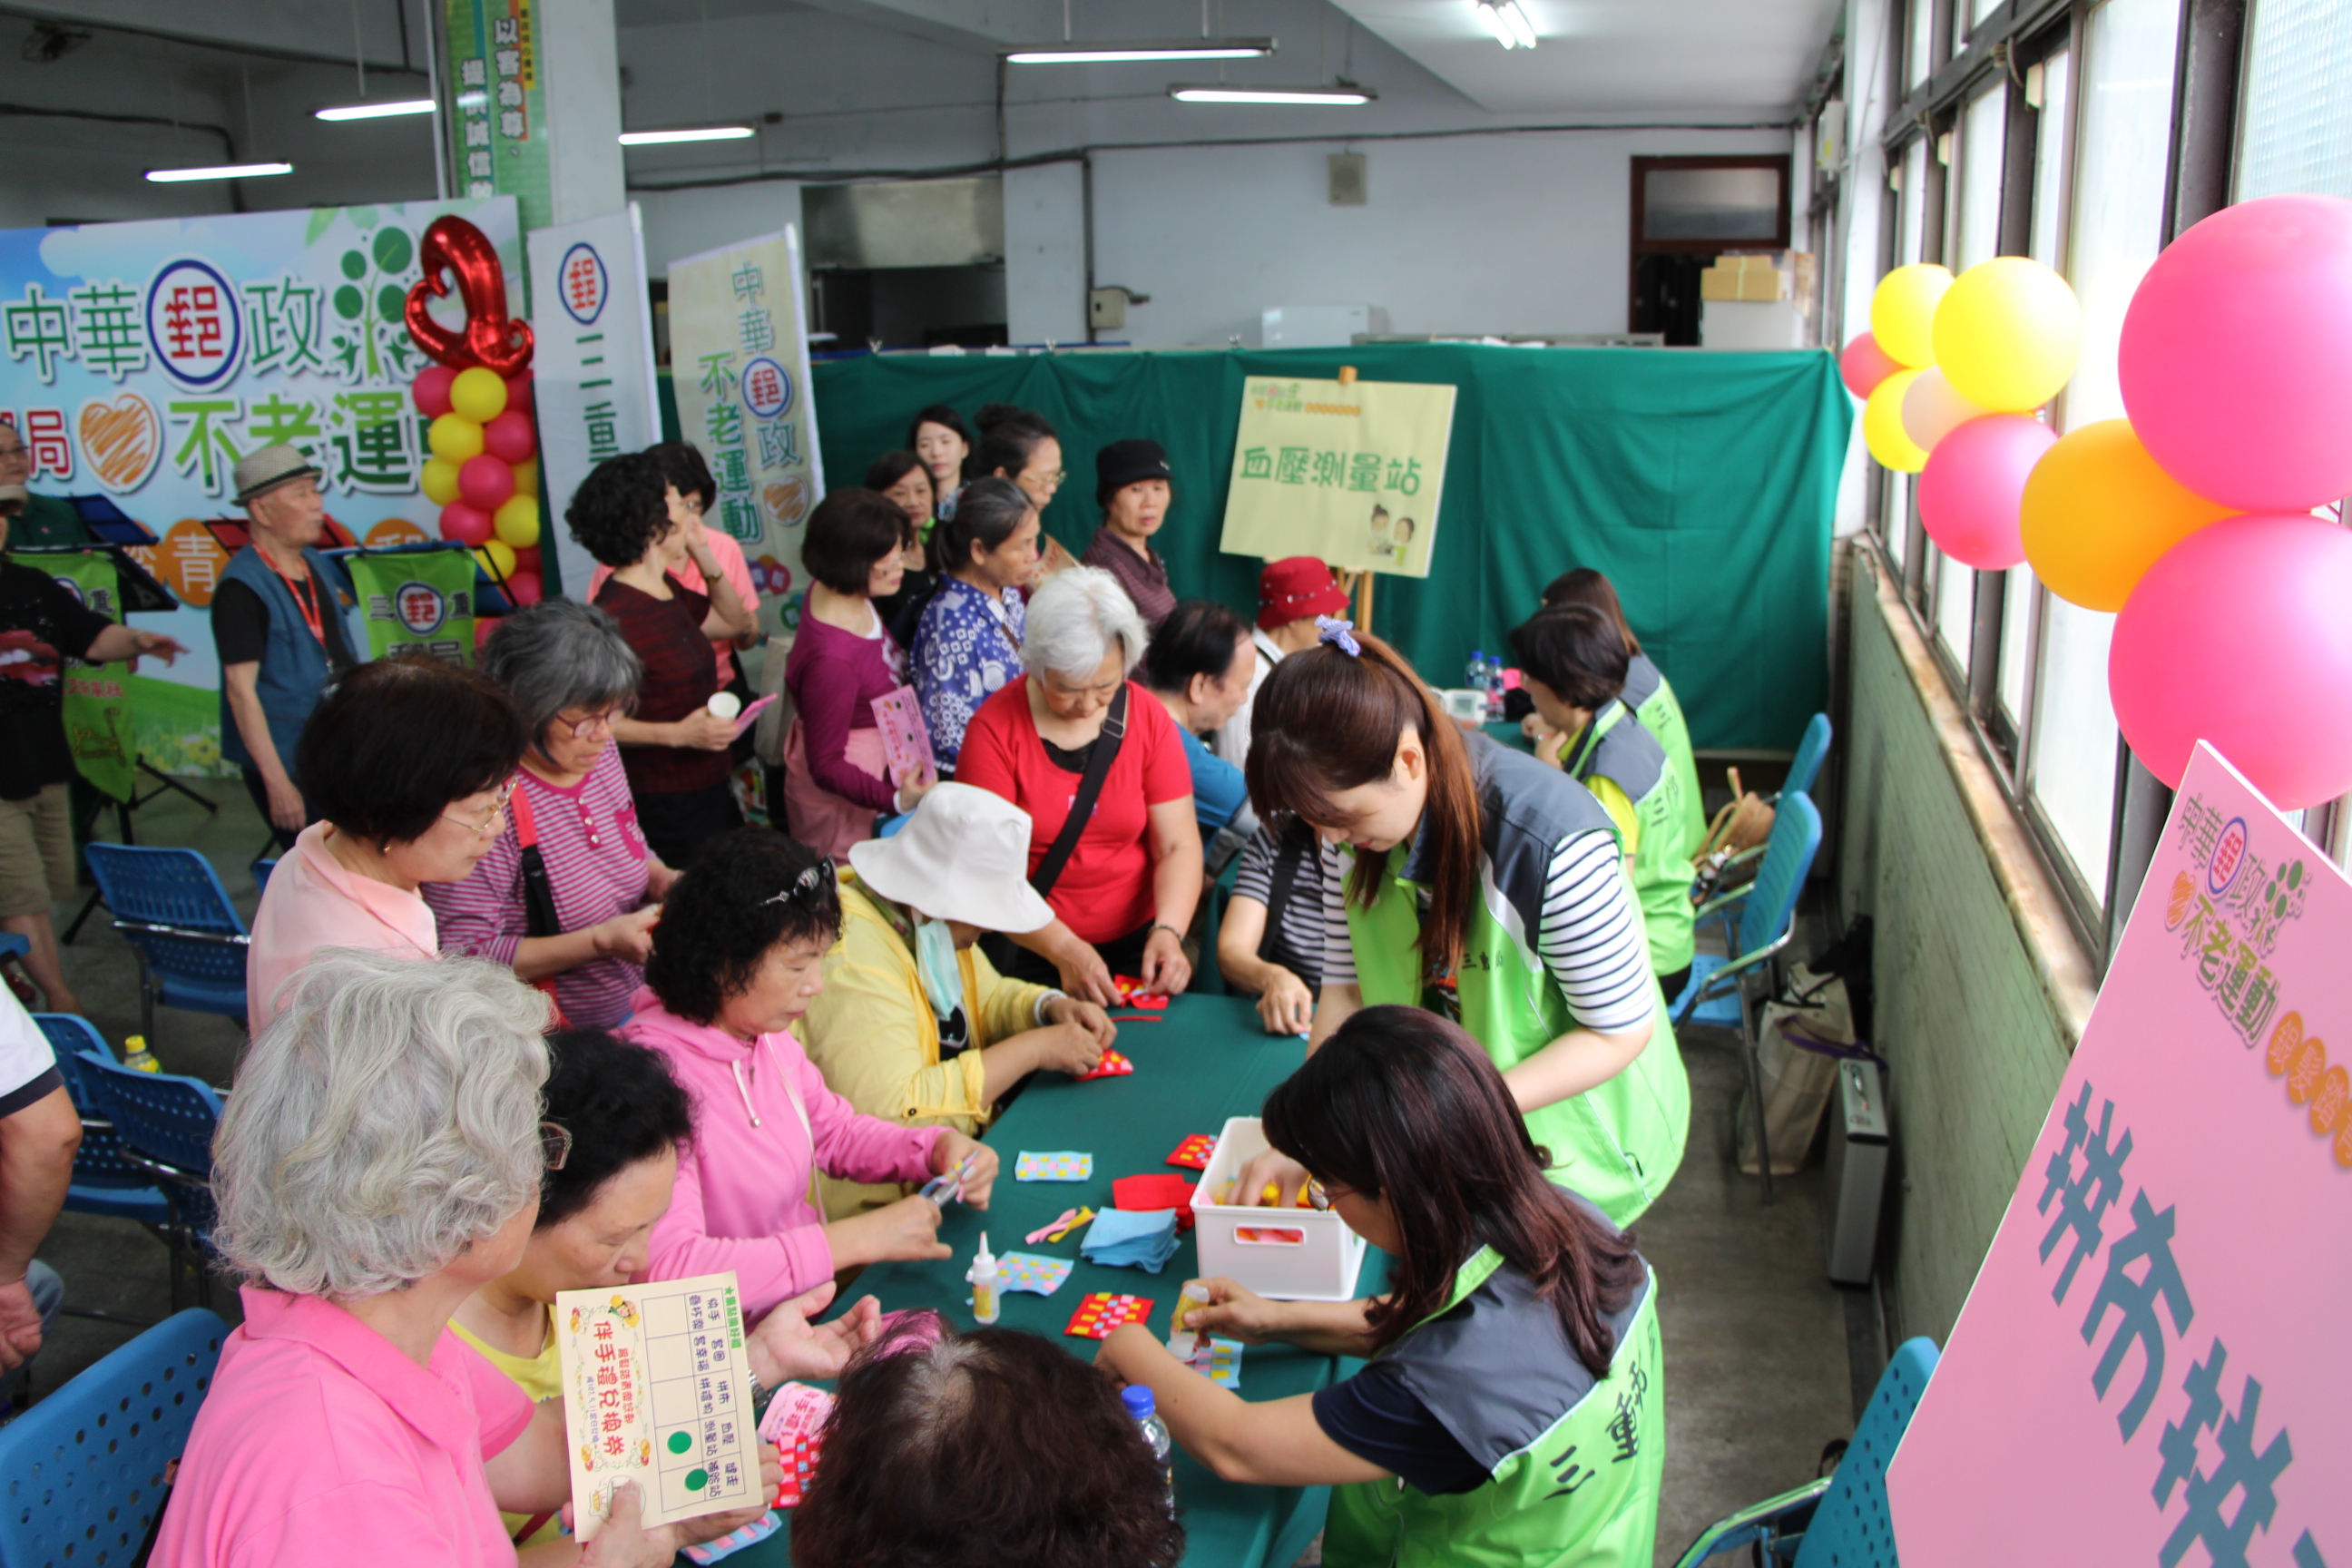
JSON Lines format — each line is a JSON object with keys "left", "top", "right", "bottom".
{"left": 1004, "top": 161, "right": 1085, "bottom": 344}
{"left": 633, "top": 182, "right": 804, "bottom": 277}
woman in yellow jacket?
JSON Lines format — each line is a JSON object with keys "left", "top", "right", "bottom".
{"left": 799, "top": 782, "right": 1120, "bottom": 1216}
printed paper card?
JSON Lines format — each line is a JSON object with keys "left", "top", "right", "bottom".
{"left": 995, "top": 1251, "right": 1075, "bottom": 1296}
{"left": 555, "top": 1272, "right": 763, "bottom": 1542}
{"left": 1065, "top": 1292, "right": 1155, "bottom": 1339}
{"left": 1016, "top": 1150, "right": 1093, "bottom": 1181}
{"left": 1075, "top": 1048, "right": 1134, "bottom": 1082}
{"left": 869, "top": 683, "right": 935, "bottom": 786}
{"left": 1168, "top": 1330, "right": 1243, "bottom": 1389}
{"left": 1166, "top": 1134, "right": 1217, "bottom": 1170}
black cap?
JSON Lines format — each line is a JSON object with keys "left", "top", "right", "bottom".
{"left": 1095, "top": 438, "right": 1173, "bottom": 508}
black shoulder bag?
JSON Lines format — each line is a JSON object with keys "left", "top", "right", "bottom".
{"left": 1029, "top": 685, "right": 1127, "bottom": 898}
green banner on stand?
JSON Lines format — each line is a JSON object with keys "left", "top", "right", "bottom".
{"left": 445, "top": 0, "right": 553, "bottom": 232}
{"left": 45, "top": 552, "right": 136, "bottom": 800}
{"left": 348, "top": 549, "right": 479, "bottom": 663}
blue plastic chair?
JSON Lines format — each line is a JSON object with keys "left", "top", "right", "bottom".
{"left": 1781, "top": 712, "right": 1834, "bottom": 801}
{"left": 33, "top": 1015, "right": 172, "bottom": 1230}
{"left": 250, "top": 857, "right": 278, "bottom": 894}
{"left": 1671, "top": 1337, "right": 1940, "bottom": 1567}
{"left": 81, "top": 844, "right": 250, "bottom": 1042}
{"left": 80, "top": 1054, "right": 227, "bottom": 1312}
{"left": 1671, "top": 793, "right": 1824, "bottom": 1204}
{"left": 0, "top": 1308, "right": 227, "bottom": 1566}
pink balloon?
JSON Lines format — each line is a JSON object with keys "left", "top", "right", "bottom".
{"left": 2109, "top": 512, "right": 2352, "bottom": 806}
{"left": 1839, "top": 332, "right": 1901, "bottom": 399}
{"left": 2119, "top": 194, "right": 2352, "bottom": 512}
{"left": 505, "top": 371, "right": 535, "bottom": 416}
{"left": 458, "top": 454, "right": 515, "bottom": 511}
{"left": 1917, "top": 415, "right": 2055, "bottom": 570}
{"left": 475, "top": 617, "right": 499, "bottom": 647}
{"left": 504, "top": 570, "right": 544, "bottom": 607}
{"left": 413, "top": 365, "right": 456, "bottom": 418}
{"left": 438, "top": 501, "right": 493, "bottom": 547}
{"left": 483, "top": 409, "right": 537, "bottom": 464}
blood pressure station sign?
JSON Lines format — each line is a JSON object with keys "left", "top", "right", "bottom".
{"left": 1219, "top": 376, "right": 1455, "bottom": 578}
{"left": 1887, "top": 742, "right": 2348, "bottom": 1567}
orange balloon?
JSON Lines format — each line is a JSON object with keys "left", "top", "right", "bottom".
{"left": 2019, "top": 419, "right": 2237, "bottom": 612}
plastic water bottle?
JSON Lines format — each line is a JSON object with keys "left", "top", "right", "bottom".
{"left": 1122, "top": 1385, "right": 1174, "bottom": 1510}
{"left": 1465, "top": 650, "right": 1489, "bottom": 701}
{"left": 1486, "top": 654, "right": 1507, "bottom": 719}
{"left": 122, "top": 1034, "right": 161, "bottom": 1073}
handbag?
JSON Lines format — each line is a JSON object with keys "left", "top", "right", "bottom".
{"left": 1030, "top": 685, "right": 1127, "bottom": 899}
{"left": 1691, "top": 764, "right": 1776, "bottom": 898}
{"left": 507, "top": 786, "right": 570, "bottom": 1028}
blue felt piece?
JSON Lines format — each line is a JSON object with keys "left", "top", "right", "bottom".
{"left": 1082, "top": 1207, "right": 1181, "bottom": 1273}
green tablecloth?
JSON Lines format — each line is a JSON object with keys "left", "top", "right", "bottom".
{"left": 716, "top": 992, "right": 1364, "bottom": 1568}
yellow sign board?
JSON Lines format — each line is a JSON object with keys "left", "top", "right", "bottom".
{"left": 1219, "top": 375, "right": 1457, "bottom": 578}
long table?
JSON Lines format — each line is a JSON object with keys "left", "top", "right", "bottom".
{"left": 719, "top": 992, "right": 1362, "bottom": 1568}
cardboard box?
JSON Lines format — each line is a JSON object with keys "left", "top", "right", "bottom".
{"left": 1738, "top": 268, "right": 1788, "bottom": 301}
{"left": 1700, "top": 266, "right": 1742, "bottom": 301}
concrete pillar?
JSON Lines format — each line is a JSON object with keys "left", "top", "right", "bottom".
{"left": 537, "top": 0, "right": 625, "bottom": 224}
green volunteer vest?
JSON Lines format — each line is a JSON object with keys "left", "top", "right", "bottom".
{"left": 1325, "top": 1247, "right": 1667, "bottom": 1568}
{"left": 1621, "top": 654, "right": 1704, "bottom": 851}
{"left": 1563, "top": 701, "right": 1696, "bottom": 977}
{"left": 1340, "top": 739, "right": 1687, "bottom": 1226}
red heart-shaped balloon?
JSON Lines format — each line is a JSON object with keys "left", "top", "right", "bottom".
{"left": 405, "top": 216, "right": 534, "bottom": 377}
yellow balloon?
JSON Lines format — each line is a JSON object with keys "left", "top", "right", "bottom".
{"left": 427, "top": 412, "right": 485, "bottom": 464}
{"left": 1932, "top": 257, "right": 2083, "bottom": 412}
{"left": 473, "top": 540, "right": 518, "bottom": 579}
{"left": 512, "top": 458, "right": 539, "bottom": 499}
{"left": 2019, "top": 419, "right": 2237, "bottom": 611}
{"left": 450, "top": 366, "right": 508, "bottom": 424}
{"left": 420, "top": 456, "right": 462, "bottom": 506}
{"left": 1864, "top": 368, "right": 1928, "bottom": 472}
{"left": 1871, "top": 263, "right": 1953, "bottom": 368}
{"left": 493, "top": 493, "right": 541, "bottom": 549}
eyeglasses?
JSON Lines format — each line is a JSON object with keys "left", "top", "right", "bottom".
{"left": 540, "top": 1121, "right": 573, "bottom": 1171}
{"left": 1029, "top": 469, "right": 1067, "bottom": 487}
{"left": 442, "top": 777, "right": 517, "bottom": 837}
{"left": 554, "top": 708, "right": 620, "bottom": 740}
{"left": 762, "top": 856, "right": 836, "bottom": 910}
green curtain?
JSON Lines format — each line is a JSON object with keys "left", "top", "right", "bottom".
{"left": 789, "top": 344, "right": 1850, "bottom": 750}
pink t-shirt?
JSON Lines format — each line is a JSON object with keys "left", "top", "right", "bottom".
{"left": 151, "top": 1287, "right": 534, "bottom": 1568}
{"left": 588, "top": 530, "right": 760, "bottom": 686}
{"left": 247, "top": 820, "right": 438, "bottom": 1020}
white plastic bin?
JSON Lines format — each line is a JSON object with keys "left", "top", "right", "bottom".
{"left": 1191, "top": 1117, "right": 1367, "bottom": 1301}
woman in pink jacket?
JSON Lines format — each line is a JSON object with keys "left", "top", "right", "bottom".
{"left": 622, "top": 829, "right": 997, "bottom": 1319}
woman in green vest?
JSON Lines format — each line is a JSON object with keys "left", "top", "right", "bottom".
{"left": 1542, "top": 569, "right": 1705, "bottom": 849}
{"left": 1238, "top": 620, "right": 1686, "bottom": 1227}
{"left": 1512, "top": 605, "right": 1698, "bottom": 1002}
{"left": 1095, "top": 1004, "right": 1664, "bottom": 1568}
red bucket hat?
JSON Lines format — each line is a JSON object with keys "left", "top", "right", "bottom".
{"left": 1257, "top": 556, "right": 1348, "bottom": 631}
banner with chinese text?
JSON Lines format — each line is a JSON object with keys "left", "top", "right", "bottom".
{"left": 666, "top": 229, "right": 822, "bottom": 628}
{"left": 524, "top": 205, "right": 660, "bottom": 601}
{"left": 0, "top": 198, "right": 523, "bottom": 772}
{"left": 47, "top": 550, "right": 134, "bottom": 800}
{"left": 445, "top": 0, "right": 553, "bottom": 233}
{"left": 1887, "top": 741, "right": 2348, "bottom": 1568}
{"left": 1219, "top": 376, "right": 1455, "bottom": 578}
{"left": 347, "top": 546, "right": 478, "bottom": 663}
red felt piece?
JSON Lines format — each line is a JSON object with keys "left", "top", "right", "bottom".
{"left": 1166, "top": 1133, "right": 1217, "bottom": 1171}
{"left": 1113, "top": 1172, "right": 1198, "bottom": 1231}
{"left": 1075, "top": 1047, "right": 1134, "bottom": 1082}
{"left": 1065, "top": 1292, "right": 1155, "bottom": 1339}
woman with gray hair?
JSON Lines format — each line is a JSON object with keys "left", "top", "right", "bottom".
{"left": 955, "top": 566, "right": 1201, "bottom": 1003}
{"left": 426, "top": 599, "right": 678, "bottom": 1027}
{"left": 151, "top": 950, "right": 776, "bottom": 1566}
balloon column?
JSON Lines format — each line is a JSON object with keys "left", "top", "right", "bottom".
{"left": 404, "top": 216, "right": 544, "bottom": 630}
{"left": 1844, "top": 194, "right": 2352, "bottom": 810}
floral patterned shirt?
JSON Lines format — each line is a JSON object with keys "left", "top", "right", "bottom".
{"left": 910, "top": 575, "right": 1026, "bottom": 771}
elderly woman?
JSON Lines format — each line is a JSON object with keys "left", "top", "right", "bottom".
{"left": 1078, "top": 438, "right": 1178, "bottom": 629}
{"left": 569, "top": 450, "right": 757, "bottom": 868}
{"left": 975, "top": 404, "right": 1064, "bottom": 515}
{"left": 865, "top": 451, "right": 938, "bottom": 645}
{"left": 588, "top": 443, "right": 763, "bottom": 698}
{"left": 152, "top": 950, "right": 776, "bottom": 1566}
{"left": 424, "top": 601, "right": 673, "bottom": 1029}
{"left": 783, "top": 488, "right": 936, "bottom": 858}
{"left": 454, "top": 1027, "right": 882, "bottom": 1549}
{"left": 955, "top": 567, "right": 1200, "bottom": 1004}
{"left": 246, "top": 654, "right": 525, "bottom": 1020}
{"left": 909, "top": 477, "right": 1039, "bottom": 773}
{"left": 1139, "top": 598, "right": 1257, "bottom": 841}
{"left": 800, "top": 784, "right": 1116, "bottom": 1214}
{"left": 622, "top": 829, "right": 997, "bottom": 1320}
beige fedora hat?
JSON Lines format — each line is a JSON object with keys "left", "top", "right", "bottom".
{"left": 848, "top": 783, "right": 1055, "bottom": 934}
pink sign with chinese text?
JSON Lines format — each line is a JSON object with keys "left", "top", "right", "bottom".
{"left": 1888, "top": 743, "right": 2349, "bottom": 1566}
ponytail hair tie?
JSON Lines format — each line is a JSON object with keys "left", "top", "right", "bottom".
{"left": 1316, "top": 616, "right": 1362, "bottom": 657}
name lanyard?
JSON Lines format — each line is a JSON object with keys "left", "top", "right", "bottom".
{"left": 266, "top": 554, "right": 326, "bottom": 648}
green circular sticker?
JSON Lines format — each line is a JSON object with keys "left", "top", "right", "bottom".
{"left": 667, "top": 1431, "right": 692, "bottom": 1455}
{"left": 684, "top": 1468, "right": 709, "bottom": 1492}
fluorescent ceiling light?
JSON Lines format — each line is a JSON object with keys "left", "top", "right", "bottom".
{"left": 1169, "top": 83, "right": 1374, "bottom": 104}
{"left": 315, "top": 98, "right": 435, "bottom": 121}
{"left": 618, "top": 126, "right": 757, "bottom": 145}
{"left": 1008, "top": 38, "right": 1274, "bottom": 64}
{"left": 1475, "top": 0, "right": 1538, "bottom": 49}
{"left": 144, "top": 162, "right": 293, "bottom": 182}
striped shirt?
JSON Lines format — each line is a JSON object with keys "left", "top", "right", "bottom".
{"left": 1317, "top": 828, "right": 1655, "bottom": 1034}
{"left": 1230, "top": 820, "right": 1327, "bottom": 994}
{"left": 421, "top": 745, "right": 653, "bottom": 1028}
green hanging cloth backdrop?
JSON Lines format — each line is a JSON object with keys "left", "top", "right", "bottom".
{"left": 802, "top": 344, "right": 1850, "bottom": 751}
{"left": 45, "top": 551, "right": 136, "bottom": 801}
{"left": 346, "top": 547, "right": 480, "bottom": 665}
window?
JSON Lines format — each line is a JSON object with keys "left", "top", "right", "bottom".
{"left": 2236, "top": 0, "right": 2352, "bottom": 201}
{"left": 1929, "top": 84, "right": 2013, "bottom": 671}
{"left": 1907, "top": 0, "right": 1937, "bottom": 88}
{"left": 2001, "top": 46, "right": 2072, "bottom": 740}
{"left": 2065, "top": 0, "right": 2181, "bottom": 429}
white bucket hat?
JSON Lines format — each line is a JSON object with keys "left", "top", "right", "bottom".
{"left": 847, "top": 783, "right": 1056, "bottom": 934}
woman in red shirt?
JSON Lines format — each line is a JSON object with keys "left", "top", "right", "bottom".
{"left": 953, "top": 566, "right": 1200, "bottom": 1004}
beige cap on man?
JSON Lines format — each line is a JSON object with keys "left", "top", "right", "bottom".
{"left": 232, "top": 444, "right": 321, "bottom": 505}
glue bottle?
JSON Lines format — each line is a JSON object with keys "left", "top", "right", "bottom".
{"left": 966, "top": 1231, "right": 1001, "bottom": 1325}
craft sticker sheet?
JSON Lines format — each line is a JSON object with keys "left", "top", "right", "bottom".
{"left": 1065, "top": 1292, "right": 1155, "bottom": 1339}
{"left": 555, "top": 1272, "right": 762, "bottom": 1541}
{"left": 1166, "top": 1134, "right": 1217, "bottom": 1170}
{"left": 994, "top": 1252, "right": 1075, "bottom": 1297}
{"left": 1016, "top": 1150, "right": 1093, "bottom": 1181}
{"left": 1169, "top": 1331, "right": 1243, "bottom": 1389}
{"left": 1075, "top": 1048, "right": 1134, "bottom": 1082}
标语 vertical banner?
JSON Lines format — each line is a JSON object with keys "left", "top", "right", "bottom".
{"left": 444, "top": 0, "right": 553, "bottom": 233}
{"left": 346, "top": 547, "right": 479, "bottom": 663}
{"left": 524, "top": 204, "right": 661, "bottom": 600}
{"left": 1219, "top": 375, "right": 1456, "bottom": 578}
{"left": 44, "top": 550, "right": 134, "bottom": 799}
{"left": 665, "top": 228, "right": 823, "bottom": 628}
